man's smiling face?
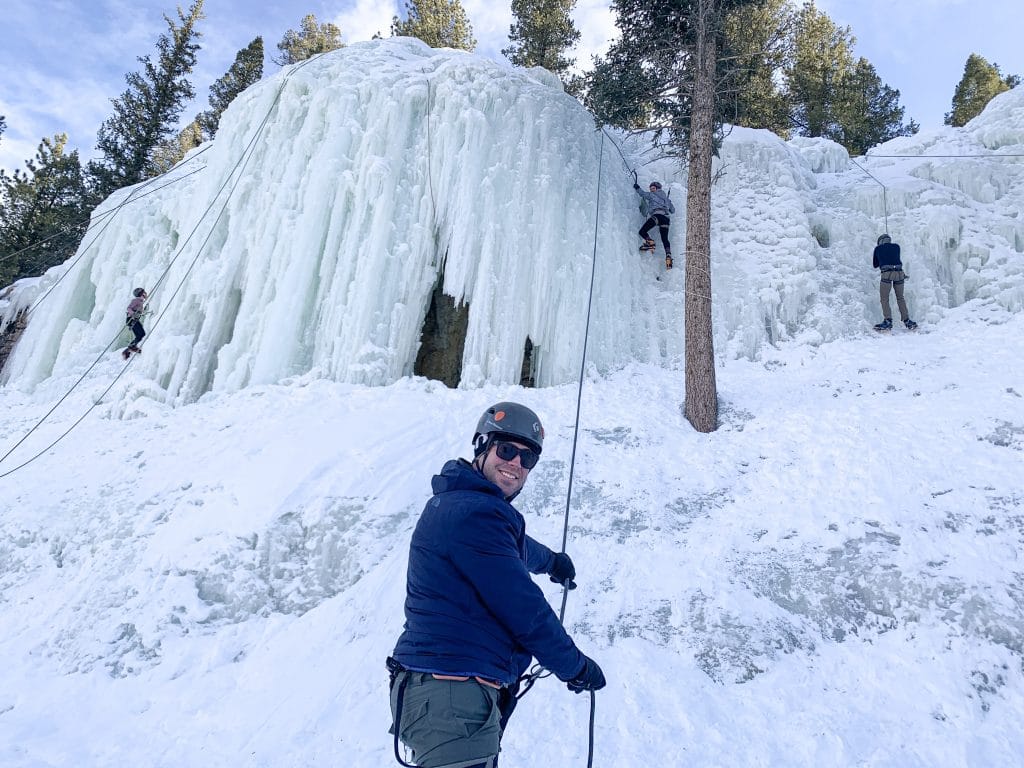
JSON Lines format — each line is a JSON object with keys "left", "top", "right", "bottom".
{"left": 478, "top": 439, "right": 532, "bottom": 497}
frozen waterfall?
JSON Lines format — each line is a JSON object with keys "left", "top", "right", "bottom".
{"left": 1, "top": 38, "right": 1023, "bottom": 406}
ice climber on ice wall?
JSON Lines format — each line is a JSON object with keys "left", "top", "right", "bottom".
{"left": 872, "top": 234, "right": 917, "bottom": 332}
{"left": 634, "top": 177, "right": 675, "bottom": 269}
{"left": 122, "top": 287, "right": 148, "bottom": 359}
{"left": 388, "top": 402, "right": 605, "bottom": 768}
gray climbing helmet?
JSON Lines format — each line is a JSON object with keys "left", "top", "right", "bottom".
{"left": 473, "top": 402, "right": 544, "bottom": 457}
{"left": 877, "top": 234, "right": 891, "bottom": 245}
{"left": 133, "top": 287, "right": 147, "bottom": 297}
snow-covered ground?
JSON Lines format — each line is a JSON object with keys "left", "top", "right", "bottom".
{"left": 2, "top": 39, "right": 1024, "bottom": 767}
{"left": 2, "top": 306, "right": 1023, "bottom": 766}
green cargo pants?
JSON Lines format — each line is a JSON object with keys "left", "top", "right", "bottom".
{"left": 390, "top": 671, "right": 502, "bottom": 768}
{"left": 880, "top": 269, "right": 909, "bottom": 322}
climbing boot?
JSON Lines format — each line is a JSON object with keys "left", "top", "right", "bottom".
{"left": 873, "top": 318, "right": 893, "bottom": 332}
{"left": 903, "top": 319, "right": 918, "bottom": 330}
{"left": 665, "top": 254, "right": 673, "bottom": 269}
{"left": 639, "top": 238, "right": 656, "bottom": 252}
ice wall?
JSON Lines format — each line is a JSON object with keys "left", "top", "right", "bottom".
{"left": 807, "top": 87, "right": 1024, "bottom": 325}
{"left": 0, "top": 39, "right": 660, "bottom": 402}
{"left": 1, "top": 40, "right": 1023, "bottom": 405}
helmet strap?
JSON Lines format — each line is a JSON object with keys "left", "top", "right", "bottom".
{"left": 472, "top": 433, "right": 492, "bottom": 459}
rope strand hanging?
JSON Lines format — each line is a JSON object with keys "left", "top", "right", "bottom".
{"left": 513, "top": 129, "right": 608, "bottom": 768}
{"left": 0, "top": 54, "right": 321, "bottom": 481}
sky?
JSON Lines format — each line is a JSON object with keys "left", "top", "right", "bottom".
{"left": 1, "top": 0, "right": 1022, "bottom": 176}
{"left": 1, "top": 37, "right": 1024, "bottom": 766}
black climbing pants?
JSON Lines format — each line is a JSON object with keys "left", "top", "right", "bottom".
{"left": 127, "top": 318, "right": 146, "bottom": 345}
{"left": 640, "top": 213, "right": 672, "bottom": 253}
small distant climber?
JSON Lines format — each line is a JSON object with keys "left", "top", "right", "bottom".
{"left": 634, "top": 176, "right": 675, "bottom": 269}
{"left": 872, "top": 235, "right": 917, "bottom": 331}
{"left": 123, "top": 287, "right": 148, "bottom": 359}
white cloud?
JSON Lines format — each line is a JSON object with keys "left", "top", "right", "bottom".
{"left": 334, "top": 0, "right": 398, "bottom": 43}
{"left": 573, "top": 0, "right": 617, "bottom": 69}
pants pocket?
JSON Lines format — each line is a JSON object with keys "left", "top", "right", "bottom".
{"left": 448, "top": 682, "right": 500, "bottom": 739}
{"left": 391, "top": 673, "right": 431, "bottom": 739}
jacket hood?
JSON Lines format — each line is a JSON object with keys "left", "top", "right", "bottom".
{"left": 431, "top": 458, "right": 504, "bottom": 497}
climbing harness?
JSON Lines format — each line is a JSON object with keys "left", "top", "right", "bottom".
{"left": 387, "top": 657, "right": 417, "bottom": 768}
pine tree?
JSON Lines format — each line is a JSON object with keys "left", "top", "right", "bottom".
{"left": 198, "top": 37, "right": 264, "bottom": 139}
{"left": 586, "top": 0, "right": 759, "bottom": 432}
{"left": 502, "top": 0, "right": 580, "bottom": 79}
{"left": 785, "top": 1, "right": 853, "bottom": 138}
{"left": 153, "top": 36, "right": 265, "bottom": 172}
{"left": 945, "top": 53, "right": 1020, "bottom": 127}
{"left": 274, "top": 14, "right": 343, "bottom": 66}
{"left": 151, "top": 119, "right": 203, "bottom": 174}
{"left": 722, "top": 0, "right": 793, "bottom": 136}
{"left": 0, "top": 134, "right": 89, "bottom": 286}
{"left": 834, "top": 58, "right": 918, "bottom": 155}
{"left": 88, "top": 0, "right": 205, "bottom": 197}
{"left": 392, "top": 0, "right": 477, "bottom": 51}
{"left": 784, "top": 2, "right": 915, "bottom": 154}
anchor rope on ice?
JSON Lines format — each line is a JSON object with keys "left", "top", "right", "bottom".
{"left": 2, "top": 150, "right": 212, "bottom": 323}
{"left": 510, "top": 129, "right": 609, "bottom": 768}
{"left": 0, "top": 54, "right": 326, "bottom": 481}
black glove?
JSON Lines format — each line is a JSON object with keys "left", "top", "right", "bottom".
{"left": 633, "top": 182, "right": 640, "bottom": 190}
{"left": 547, "top": 552, "right": 576, "bottom": 590}
{"left": 566, "top": 655, "right": 605, "bottom": 694}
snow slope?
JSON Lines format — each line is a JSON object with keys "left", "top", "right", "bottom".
{"left": 1, "top": 39, "right": 1024, "bottom": 768}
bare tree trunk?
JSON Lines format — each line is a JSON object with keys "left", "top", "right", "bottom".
{"left": 683, "top": 0, "right": 719, "bottom": 433}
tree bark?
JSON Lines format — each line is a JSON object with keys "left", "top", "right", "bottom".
{"left": 683, "top": 0, "right": 719, "bottom": 433}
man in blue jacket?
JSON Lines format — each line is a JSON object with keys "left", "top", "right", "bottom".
{"left": 388, "top": 402, "right": 605, "bottom": 768}
{"left": 872, "top": 234, "right": 917, "bottom": 331}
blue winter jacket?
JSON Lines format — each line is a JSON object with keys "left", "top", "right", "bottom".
{"left": 873, "top": 242, "right": 902, "bottom": 270}
{"left": 391, "top": 459, "right": 585, "bottom": 686}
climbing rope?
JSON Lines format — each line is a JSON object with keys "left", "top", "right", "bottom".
{"left": 865, "top": 153, "right": 1024, "bottom": 158}
{"left": 848, "top": 156, "right": 891, "bottom": 234}
{"left": 514, "top": 129, "right": 607, "bottom": 768}
{"left": 0, "top": 148, "right": 210, "bottom": 272}
{"left": 423, "top": 69, "right": 438, "bottom": 229}
{"left": 0, "top": 55, "right": 319, "bottom": 480}
{"left": 2, "top": 150, "right": 212, "bottom": 325}
{"left": 559, "top": 128, "right": 605, "bottom": 620}
{"left": 601, "top": 126, "right": 634, "bottom": 176}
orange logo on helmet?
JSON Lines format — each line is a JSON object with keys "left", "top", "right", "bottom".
{"left": 494, "top": 411, "right": 506, "bottom": 421}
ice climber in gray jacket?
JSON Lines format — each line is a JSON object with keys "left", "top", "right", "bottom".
{"left": 634, "top": 179, "right": 675, "bottom": 269}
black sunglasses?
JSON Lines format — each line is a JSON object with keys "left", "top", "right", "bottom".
{"left": 493, "top": 441, "right": 540, "bottom": 469}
